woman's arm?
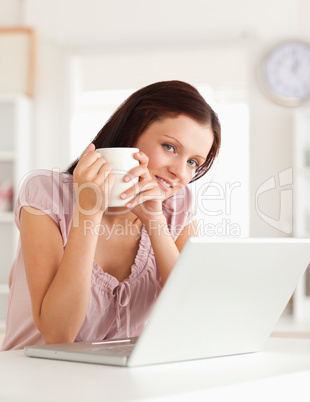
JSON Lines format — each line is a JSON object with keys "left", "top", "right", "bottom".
{"left": 21, "top": 144, "right": 114, "bottom": 344}
{"left": 20, "top": 206, "right": 101, "bottom": 344}
{"left": 144, "top": 218, "right": 197, "bottom": 285}
{"left": 123, "top": 152, "right": 197, "bottom": 285}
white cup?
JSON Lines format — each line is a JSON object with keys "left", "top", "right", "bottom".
{"left": 96, "top": 147, "right": 139, "bottom": 207}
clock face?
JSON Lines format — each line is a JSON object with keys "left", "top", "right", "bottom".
{"left": 262, "top": 41, "right": 310, "bottom": 106}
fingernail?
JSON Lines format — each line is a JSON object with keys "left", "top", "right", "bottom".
{"left": 124, "top": 175, "right": 130, "bottom": 182}
{"left": 120, "top": 193, "right": 127, "bottom": 199}
{"left": 126, "top": 202, "right": 132, "bottom": 208}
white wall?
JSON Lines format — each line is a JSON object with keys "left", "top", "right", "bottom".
{"left": 22, "top": 0, "right": 310, "bottom": 42}
{"left": 0, "top": 0, "right": 21, "bottom": 26}
{"left": 1, "top": 0, "right": 310, "bottom": 236}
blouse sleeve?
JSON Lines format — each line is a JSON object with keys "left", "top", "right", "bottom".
{"left": 14, "top": 170, "right": 74, "bottom": 246}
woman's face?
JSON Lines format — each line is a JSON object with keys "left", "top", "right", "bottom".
{"left": 134, "top": 114, "right": 214, "bottom": 199}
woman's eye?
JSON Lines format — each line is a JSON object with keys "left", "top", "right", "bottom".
{"left": 163, "top": 143, "right": 175, "bottom": 152}
{"left": 188, "top": 159, "right": 199, "bottom": 168}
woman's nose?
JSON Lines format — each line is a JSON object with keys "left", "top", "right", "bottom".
{"left": 168, "top": 159, "right": 186, "bottom": 180}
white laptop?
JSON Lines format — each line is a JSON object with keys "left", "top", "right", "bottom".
{"left": 24, "top": 238, "right": 310, "bottom": 367}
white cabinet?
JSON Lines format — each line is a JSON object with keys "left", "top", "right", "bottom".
{"left": 0, "top": 95, "right": 32, "bottom": 328}
{"left": 293, "top": 108, "right": 310, "bottom": 321}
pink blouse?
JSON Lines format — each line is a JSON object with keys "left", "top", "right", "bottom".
{"left": 1, "top": 170, "right": 195, "bottom": 350}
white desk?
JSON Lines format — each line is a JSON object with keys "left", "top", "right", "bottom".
{"left": 1, "top": 337, "right": 310, "bottom": 402}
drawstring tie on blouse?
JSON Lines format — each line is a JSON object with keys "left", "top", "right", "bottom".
{"left": 114, "top": 281, "right": 131, "bottom": 337}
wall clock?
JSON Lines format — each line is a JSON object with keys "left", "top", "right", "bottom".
{"left": 259, "top": 40, "right": 310, "bottom": 107}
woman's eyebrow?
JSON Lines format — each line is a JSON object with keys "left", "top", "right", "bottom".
{"left": 164, "top": 135, "right": 206, "bottom": 161}
{"left": 164, "top": 135, "right": 184, "bottom": 148}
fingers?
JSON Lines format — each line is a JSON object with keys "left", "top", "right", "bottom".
{"left": 73, "top": 145, "right": 115, "bottom": 214}
{"left": 133, "top": 151, "right": 148, "bottom": 165}
{"left": 120, "top": 151, "right": 164, "bottom": 207}
{"left": 78, "top": 145, "right": 101, "bottom": 170}
{"left": 83, "top": 143, "right": 95, "bottom": 155}
{"left": 76, "top": 144, "right": 106, "bottom": 172}
{"left": 126, "top": 186, "right": 164, "bottom": 209}
{"left": 120, "top": 179, "right": 155, "bottom": 199}
{"left": 74, "top": 145, "right": 113, "bottom": 187}
{"left": 124, "top": 152, "right": 150, "bottom": 182}
{"left": 121, "top": 180, "right": 164, "bottom": 208}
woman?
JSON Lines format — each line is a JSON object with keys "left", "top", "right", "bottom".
{"left": 1, "top": 80, "right": 221, "bottom": 350}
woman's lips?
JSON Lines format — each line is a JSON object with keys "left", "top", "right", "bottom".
{"left": 155, "top": 176, "right": 173, "bottom": 192}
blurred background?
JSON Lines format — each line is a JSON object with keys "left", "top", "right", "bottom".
{"left": 0, "top": 0, "right": 310, "bottom": 335}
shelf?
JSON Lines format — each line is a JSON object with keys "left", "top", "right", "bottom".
{"left": 0, "top": 212, "right": 14, "bottom": 223}
{"left": 294, "top": 109, "right": 310, "bottom": 323}
{"left": 0, "top": 96, "right": 32, "bottom": 327}
{"left": 0, "top": 320, "right": 6, "bottom": 331}
{"left": 0, "top": 283, "right": 9, "bottom": 295}
{"left": 0, "top": 151, "right": 15, "bottom": 161}
{"left": 0, "top": 93, "right": 29, "bottom": 102}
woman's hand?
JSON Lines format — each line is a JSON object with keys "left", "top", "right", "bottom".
{"left": 120, "top": 152, "right": 165, "bottom": 223}
{"left": 73, "top": 144, "right": 115, "bottom": 218}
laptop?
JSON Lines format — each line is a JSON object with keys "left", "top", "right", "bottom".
{"left": 24, "top": 238, "right": 310, "bottom": 367}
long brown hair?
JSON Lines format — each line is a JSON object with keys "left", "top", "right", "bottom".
{"left": 67, "top": 80, "right": 221, "bottom": 182}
